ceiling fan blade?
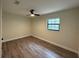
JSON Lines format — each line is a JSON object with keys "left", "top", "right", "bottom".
{"left": 35, "top": 14, "right": 40, "bottom": 16}
{"left": 30, "top": 9, "right": 34, "bottom": 14}
{"left": 29, "top": 9, "right": 40, "bottom": 16}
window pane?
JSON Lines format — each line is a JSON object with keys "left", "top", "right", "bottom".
{"left": 48, "top": 25, "right": 60, "bottom": 30}
{"left": 52, "top": 18, "right": 60, "bottom": 24}
{"left": 48, "top": 19, "right": 53, "bottom": 24}
{"left": 48, "top": 18, "right": 60, "bottom": 24}
{"left": 51, "top": 25, "right": 60, "bottom": 30}
{"left": 48, "top": 25, "right": 52, "bottom": 29}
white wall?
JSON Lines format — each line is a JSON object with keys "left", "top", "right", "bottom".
{"left": 32, "top": 8, "right": 79, "bottom": 54}
{"left": 77, "top": 19, "right": 79, "bottom": 57}
{"left": 77, "top": 11, "right": 79, "bottom": 56}
{"left": 0, "top": 0, "right": 2, "bottom": 57}
{"left": 2, "top": 12, "right": 31, "bottom": 42}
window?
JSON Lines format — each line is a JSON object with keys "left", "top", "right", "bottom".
{"left": 47, "top": 18, "right": 60, "bottom": 31}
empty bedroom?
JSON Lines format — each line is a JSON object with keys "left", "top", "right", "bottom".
{"left": 0, "top": 0, "right": 79, "bottom": 58}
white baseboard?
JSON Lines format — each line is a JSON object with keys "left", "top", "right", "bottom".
{"left": 33, "top": 34, "right": 78, "bottom": 54}
{"left": 2, "top": 34, "right": 31, "bottom": 42}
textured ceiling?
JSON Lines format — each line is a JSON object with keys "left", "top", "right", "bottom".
{"left": 2, "top": 0, "right": 79, "bottom": 16}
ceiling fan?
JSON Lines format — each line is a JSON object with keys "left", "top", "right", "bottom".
{"left": 29, "top": 9, "right": 40, "bottom": 17}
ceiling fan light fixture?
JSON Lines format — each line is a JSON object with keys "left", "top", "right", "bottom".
{"left": 31, "top": 14, "right": 35, "bottom": 17}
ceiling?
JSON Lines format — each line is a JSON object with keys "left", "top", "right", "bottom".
{"left": 2, "top": 0, "right": 79, "bottom": 16}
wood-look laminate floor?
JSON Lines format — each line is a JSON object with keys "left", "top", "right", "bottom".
{"left": 2, "top": 36, "right": 78, "bottom": 58}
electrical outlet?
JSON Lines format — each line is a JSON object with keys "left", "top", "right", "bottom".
{"left": 2, "top": 38, "right": 3, "bottom": 40}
